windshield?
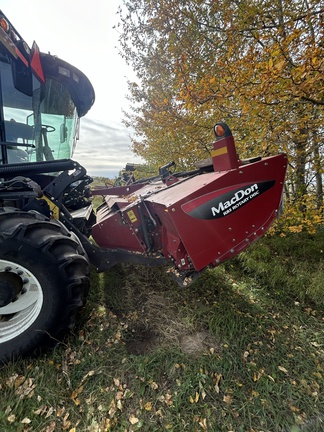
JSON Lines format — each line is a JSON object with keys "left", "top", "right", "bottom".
{"left": 0, "top": 61, "right": 79, "bottom": 164}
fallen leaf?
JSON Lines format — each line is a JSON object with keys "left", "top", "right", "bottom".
{"left": 253, "top": 369, "right": 264, "bottom": 382}
{"left": 71, "top": 394, "right": 80, "bottom": 406}
{"left": 56, "top": 406, "right": 65, "bottom": 417}
{"left": 21, "top": 417, "right": 31, "bottom": 424}
{"left": 45, "top": 421, "right": 56, "bottom": 432}
{"left": 14, "top": 375, "right": 26, "bottom": 388}
{"left": 199, "top": 418, "right": 208, "bottom": 430}
{"left": 278, "top": 366, "right": 289, "bottom": 374}
{"left": 129, "top": 414, "right": 139, "bottom": 425}
{"left": 5, "top": 406, "right": 11, "bottom": 415}
{"left": 214, "top": 373, "right": 222, "bottom": 393}
{"left": 7, "top": 414, "right": 16, "bottom": 423}
{"left": 144, "top": 401, "right": 152, "bottom": 411}
{"left": 223, "top": 394, "right": 233, "bottom": 404}
{"left": 81, "top": 370, "right": 95, "bottom": 383}
{"left": 201, "top": 388, "right": 206, "bottom": 400}
{"left": 165, "top": 392, "right": 173, "bottom": 406}
{"left": 63, "top": 413, "right": 71, "bottom": 429}
{"left": 149, "top": 380, "right": 159, "bottom": 390}
{"left": 311, "top": 341, "right": 320, "bottom": 347}
{"left": 289, "top": 405, "right": 300, "bottom": 412}
{"left": 34, "top": 405, "right": 47, "bottom": 416}
{"left": 189, "top": 392, "right": 199, "bottom": 403}
{"left": 45, "top": 406, "right": 54, "bottom": 418}
{"left": 243, "top": 351, "right": 249, "bottom": 362}
{"left": 109, "top": 400, "right": 117, "bottom": 418}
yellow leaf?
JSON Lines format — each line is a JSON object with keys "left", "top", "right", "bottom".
{"left": 165, "top": 392, "right": 173, "bottom": 406}
{"left": 71, "top": 390, "right": 78, "bottom": 399}
{"left": 14, "top": 375, "right": 26, "bottom": 387}
{"left": 81, "top": 370, "right": 95, "bottom": 383}
{"left": 144, "top": 401, "right": 152, "bottom": 411}
{"left": 45, "top": 421, "right": 56, "bottom": 432}
{"left": 115, "top": 391, "right": 123, "bottom": 400}
{"left": 34, "top": 405, "right": 47, "bottom": 415}
{"left": 253, "top": 369, "right": 264, "bottom": 382}
{"left": 311, "top": 341, "right": 320, "bottom": 347}
{"left": 199, "top": 418, "right": 208, "bottom": 430}
{"left": 109, "top": 400, "right": 117, "bottom": 417}
{"left": 129, "top": 414, "right": 139, "bottom": 425}
{"left": 71, "top": 394, "right": 80, "bottom": 406}
{"left": 149, "top": 380, "right": 158, "bottom": 390}
{"left": 223, "top": 394, "right": 233, "bottom": 404}
{"left": 7, "top": 414, "right": 16, "bottom": 423}
{"left": 45, "top": 407, "right": 54, "bottom": 418}
{"left": 278, "top": 366, "right": 289, "bottom": 374}
{"left": 289, "top": 405, "right": 300, "bottom": 412}
{"left": 214, "top": 373, "right": 222, "bottom": 393}
{"left": 21, "top": 417, "right": 32, "bottom": 424}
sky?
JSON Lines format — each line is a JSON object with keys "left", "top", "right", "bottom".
{"left": 1, "top": 0, "right": 142, "bottom": 178}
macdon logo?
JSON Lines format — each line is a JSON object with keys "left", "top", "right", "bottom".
{"left": 212, "top": 183, "right": 259, "bottom": 216}
{"left": 185, "top": 181, "right": 275, "bottom": 220}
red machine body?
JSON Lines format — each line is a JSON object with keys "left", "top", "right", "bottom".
{"left": 92, "top": 123, "right": 288, "bottom": 277}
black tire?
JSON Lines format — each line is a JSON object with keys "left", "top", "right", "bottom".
{"left": 0, "top": 209, "right": 90, "bottom": 363}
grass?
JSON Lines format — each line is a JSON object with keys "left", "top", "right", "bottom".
{"left": 0, "top": 230, "right": 323, "bottom": 431}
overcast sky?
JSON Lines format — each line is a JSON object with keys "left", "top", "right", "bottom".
{"left": 1, "top": 0, "right": 142, "bottom": 178}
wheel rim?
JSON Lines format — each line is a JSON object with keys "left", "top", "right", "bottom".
{"left": 0, "top": 259, "right": 43, "bottom": 342}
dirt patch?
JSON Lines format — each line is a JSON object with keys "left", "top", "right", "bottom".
{"left": 179, "top": 331, "right": 220, "bottom": 356}
{"left": 125, "top": 326, "right": 220, "bottom": 356}
{"left": 105, "top": 264, "right": 221, "bottom": 357}
{"left": 125, "top": 329, "right": 159, "bottom": 355}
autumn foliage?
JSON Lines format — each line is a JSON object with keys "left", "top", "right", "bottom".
{"left": 117, "top": 0, "right": 323, "bottom": 233}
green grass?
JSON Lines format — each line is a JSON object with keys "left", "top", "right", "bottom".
{"left": 234, "top": 228, "right": 324, "bottom": 307}
{"left": 0, "top": 231, "right": 323, "bottom": 431}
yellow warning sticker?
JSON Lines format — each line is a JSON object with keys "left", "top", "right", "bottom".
{"left": 37, "top": 195, "right": 60, "bottom": 219}
{"left": 211, "top": 146, "right": 228, "bottom": 157}
{"left": 127, "top": 210, "right": 137, "bottom": 223}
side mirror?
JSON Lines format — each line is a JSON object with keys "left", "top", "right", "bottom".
{"left": 11, "top": 58, "right": 33, "bottom": 96}
{"left": 10, "top": 40, "right": 33, "bottom": 96}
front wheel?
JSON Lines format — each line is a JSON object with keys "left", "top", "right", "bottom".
{"left": 0, "top": 209, "right": 90, "bottom": 363}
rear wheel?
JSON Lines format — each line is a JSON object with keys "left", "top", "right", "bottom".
{"left": 0, "top": 209, "right": 90, "bottom": 363}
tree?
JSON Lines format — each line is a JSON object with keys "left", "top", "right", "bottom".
{"left": 117, "top": 0, "right": 324, "bottom": 230}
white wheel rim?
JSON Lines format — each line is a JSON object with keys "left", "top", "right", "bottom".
{"left": 0, "top": 259, "right": 43, "bottom": 342}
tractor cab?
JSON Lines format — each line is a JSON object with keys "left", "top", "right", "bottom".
{"left": 0, "top": 11, "right": 95, "bottom": 165}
